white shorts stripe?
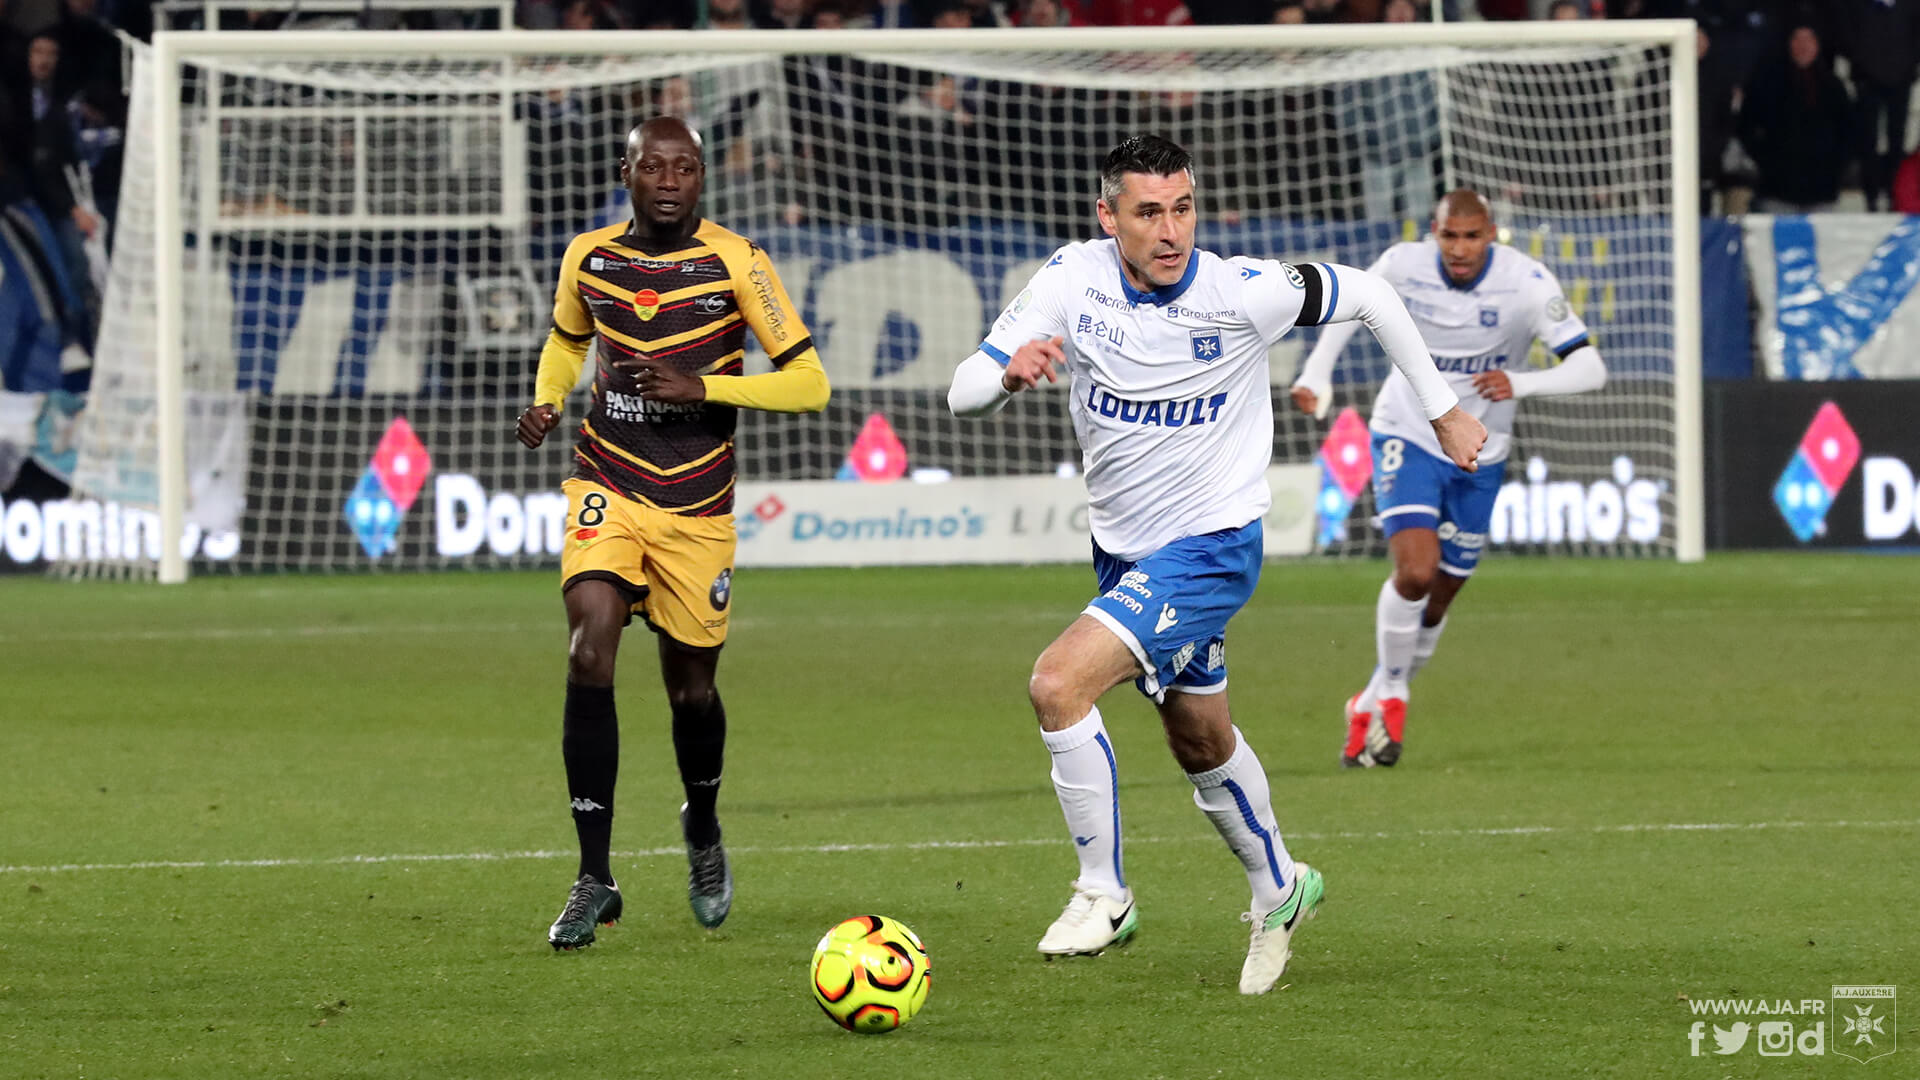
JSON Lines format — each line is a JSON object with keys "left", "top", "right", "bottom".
{"left": 1377, "top": 504, "right": 1441, "bottom": 519}
{"left": 1167, "top": 679, "right": 1228, "bottom": 696}
{"left": 1439, "top": 561, "right": 1476, "bottom": 578}
{"left": 1082, "top": 604, "right": 1155, "bottom": 687}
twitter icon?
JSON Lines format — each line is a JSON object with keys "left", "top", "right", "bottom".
{"left": 1714, "top": 1022, "right": 1753, "bottom": 1055}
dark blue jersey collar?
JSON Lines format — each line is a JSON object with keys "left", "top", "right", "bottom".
{"left": 1437, "top": 245, "right": 1495, "bottom": 292}
{"left": 1117, "top": 246, "right": 1201, "bottom": 306}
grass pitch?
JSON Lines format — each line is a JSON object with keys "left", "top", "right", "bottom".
{"left": 1, "top": 555, "right": 1914, "bottom": 1078}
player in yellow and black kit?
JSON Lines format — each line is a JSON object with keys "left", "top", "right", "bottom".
{"left": 516, "top": 116, "right": 829, "bottom": 950}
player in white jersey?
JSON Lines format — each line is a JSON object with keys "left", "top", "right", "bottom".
{"left": 1291, "top": 190, "right": 1607, "bottom": 769}
{"left": 948, "top": 136, "right": 1486, "bottom": 993}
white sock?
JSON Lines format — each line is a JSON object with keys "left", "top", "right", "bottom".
{"left": 1410, "top": 614, "right": 1448, "bottom": 680}
{"left": 1376, "top": 576, "right": 1425, "bottom": 701}
{"left": 1357, "top": 667, "right": 1382, "bottom": 713}
{"left": 1187, "top": 726, "right": 1294, "bottom": 914}
{"left": 1039, "top": 706, "right": 1126, "bottom": 899}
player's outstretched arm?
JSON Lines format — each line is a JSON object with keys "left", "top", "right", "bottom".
{"left": 1473, "top": 344, "right": 1606, "bottom": 403}
{"left": 1320, "top": 265, "right": 1485, "bottom": 470}
{"left": 1475, "top": 270, "right": 1606, "bottom": 403}
{"left": 1290, "top": 320, "right": 1361, "bottom": 421}
{"left": 676, "top": 352, "right": 831, "bottom": 413}
{"left": 695, "top": 242, "right": 831, "bottom": 413}
{"left": 948, "top": 336, "right": 1064, "bottom": 418}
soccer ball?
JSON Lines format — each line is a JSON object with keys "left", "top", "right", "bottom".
{"left": 809, "top": 915, "right": 931, "bottom": 1033}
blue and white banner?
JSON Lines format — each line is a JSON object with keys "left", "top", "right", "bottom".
{"left": 1746, "top": 214, "right": 1920, "bottom": 380}
{"left": 196, "top": 217, "right": 1679, "bottom": 395}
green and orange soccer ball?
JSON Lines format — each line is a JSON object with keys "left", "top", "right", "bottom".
{"left": 809, "top": 915, "right": 931, "bottom": 1034}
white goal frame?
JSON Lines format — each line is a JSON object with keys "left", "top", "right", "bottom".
{"left": 148, "top": 21, "right": 1703, "bottom": 582}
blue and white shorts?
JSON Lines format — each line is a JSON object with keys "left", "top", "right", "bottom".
{"left": 1084, "top": 519, "right": 1263, "bottom": 703}
{"left": 1370, "top": 432, "right": 1508, "bottom": 578}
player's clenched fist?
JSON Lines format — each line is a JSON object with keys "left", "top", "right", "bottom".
{"left": 1429, "top": 406, "right": 1488, "bottom": 472}
{"left": 517, "top": 403, "right": 560, "bottom": 449}
{"left": 1002, "top": 336, "right": 1066, "bottom": 393}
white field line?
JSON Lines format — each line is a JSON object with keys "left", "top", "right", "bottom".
{"left": 0, "top": 606, "right": 1892, "bottom": 645}
{"left": 4, "top": 818, "right": 1917, "bottom": 877}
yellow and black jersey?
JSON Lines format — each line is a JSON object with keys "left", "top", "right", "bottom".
{"left": 533, "top": 218, "right": 829, "bottom": 517}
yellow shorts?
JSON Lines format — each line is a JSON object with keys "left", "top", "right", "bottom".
{"left": 560, "top": 478, "right": 736, "bottom": 649}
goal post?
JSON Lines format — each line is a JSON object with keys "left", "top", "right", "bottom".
{"left": 99, "top": 21, "right": 1700, "bottom": 582}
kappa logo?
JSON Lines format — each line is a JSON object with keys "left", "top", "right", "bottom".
{"left": 569, "top": 797, "right": 606, "bottom": 812}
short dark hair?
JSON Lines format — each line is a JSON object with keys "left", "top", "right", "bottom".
{"left": 1100, "top": 135, "right": 1193, "bottom": 205}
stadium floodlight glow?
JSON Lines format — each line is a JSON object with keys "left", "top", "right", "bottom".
{"left": 65, "top": 21, "right": 1699, "bottom": 581}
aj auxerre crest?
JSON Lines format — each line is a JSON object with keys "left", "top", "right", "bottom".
{"left": 1832, "top": 985, "right": 1896, "bottom": 1063}
{"left": 635, "top": 288, "right": 662, "bottom": 321}
{"left": 1189, "top": 329, "right": 1223, "bottom": 364}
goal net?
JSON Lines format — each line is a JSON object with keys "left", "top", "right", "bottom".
{"left": 67, "top": 24, "right": 1699, "bottom": 580}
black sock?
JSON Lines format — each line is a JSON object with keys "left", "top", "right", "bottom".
{"left": 563, "top": 681, "right": 619, "bottom": 884}
{"left": 672, "top": 690, "right": 726, "bottom": 849}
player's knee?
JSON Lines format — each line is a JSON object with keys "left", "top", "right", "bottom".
{"left": 665, "top": 681, "right": 716, "bottom": 713}
{"left": 1027, "top": 665, "right": 1086, "bottom": 728}
{"left": 1393, "top": 562, "right": 1438, "bottom": 599}
{"left": 567, "top": 636, "right": 615, "bottom": 685}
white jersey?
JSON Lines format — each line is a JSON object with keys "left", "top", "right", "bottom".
{"left": 1366, "top": 241, "right": 1590, "bottom": 466}
{"left": 981, "top": 239, "right": 1338, "bottom": 561}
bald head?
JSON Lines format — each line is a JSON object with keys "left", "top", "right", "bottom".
{"left": 1433, "top": 188, "right": 1493, "bottom": 228}
{"left": 621, "top": 115, "right": 705, "bottom": 239}
{"left": 626, "top": 115, "right": 703, "bottom": 164}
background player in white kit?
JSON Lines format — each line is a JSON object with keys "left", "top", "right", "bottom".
{"left": 948, "top": 136, "right": 1486, "bottom": 994}
{"left": 1291, "top": 189, "right": 1607, "bottom": 769}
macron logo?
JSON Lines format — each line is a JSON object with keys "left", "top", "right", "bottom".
{"left": 1156, "top": 605, "right": 1179, "bottom": 633}
{"left": 570, "top": 798, "right": 606, "bottom": 813}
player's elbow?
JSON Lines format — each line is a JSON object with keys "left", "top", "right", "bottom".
{"left": 948, "top": 384, "right": 987, "bottom": 419}
{"left": 797, "top": 367, "right": 831, "bottom": 413}
{"left": 1569, "top": 345, "right": 1607, "bottom": 392}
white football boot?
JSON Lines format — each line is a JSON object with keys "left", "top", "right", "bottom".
{"left": 1037, "top": 882, "right": 1138, "bottom": 956}
{"left": 1239, "top": 862, "right": 1326, "bottom": 994}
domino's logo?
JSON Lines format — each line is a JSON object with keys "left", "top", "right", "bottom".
{"left": 1772, "top": 402, "right": 1860, "bottom": 542}
{"left": 735, "top": 493, "right": 787, "bottom": 543}
{"left": 344, "top": 416, "right": 433, "bottom": 558}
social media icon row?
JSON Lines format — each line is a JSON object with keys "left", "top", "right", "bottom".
{"left": 1689, "top": 1021, "right": 1826, "bottom": 1056}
